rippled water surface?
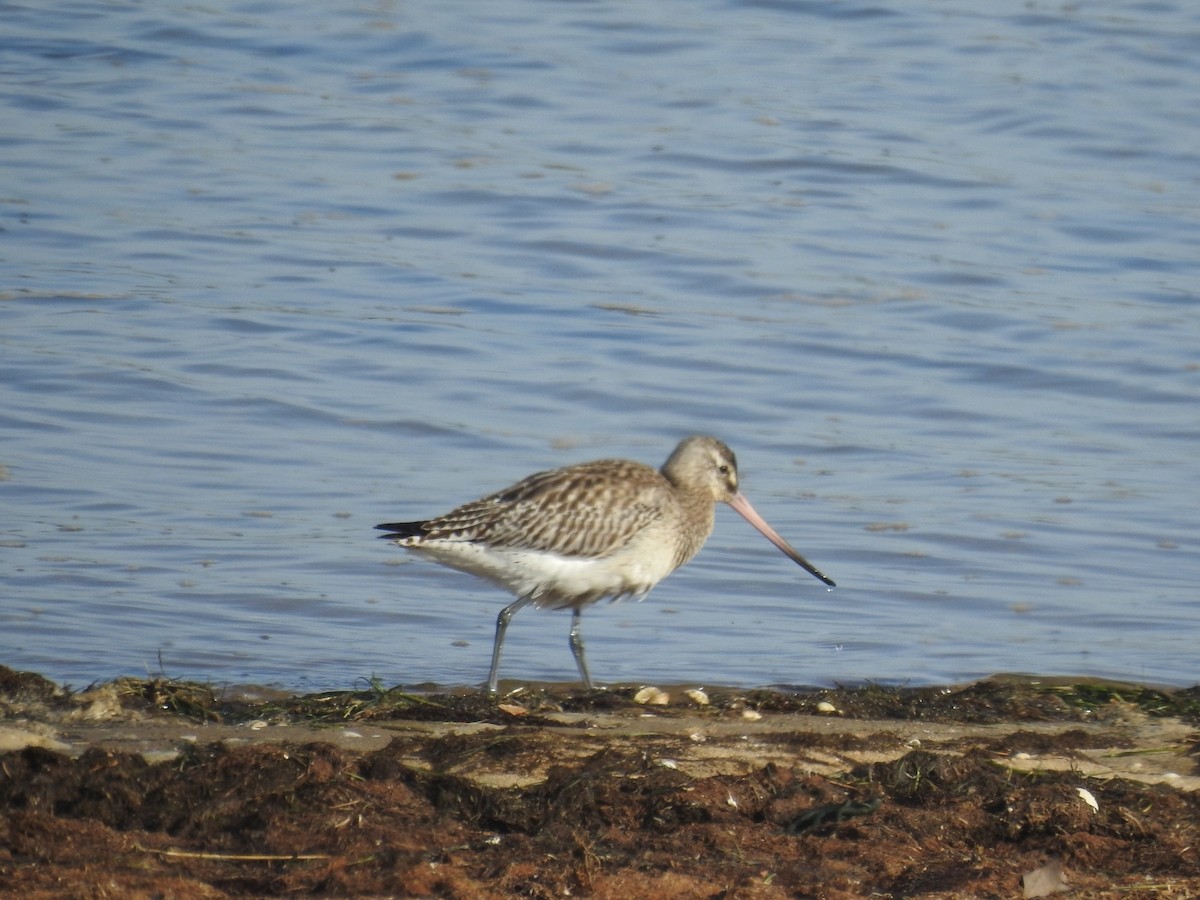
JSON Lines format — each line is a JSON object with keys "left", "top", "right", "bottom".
{"left": 3, "top": 0, "right": 1198, "bottom": 691}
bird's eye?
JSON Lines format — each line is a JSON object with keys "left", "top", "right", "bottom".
{"left": 718, "top": 465, "right": 730, "bottom": 475}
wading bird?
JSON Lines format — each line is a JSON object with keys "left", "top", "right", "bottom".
{"left": 376, "top": 435, "right": 835, "bottom": 692}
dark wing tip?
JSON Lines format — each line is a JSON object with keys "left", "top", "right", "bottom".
{"left": 375, "top": 521, "right": 427, "bottom": 540}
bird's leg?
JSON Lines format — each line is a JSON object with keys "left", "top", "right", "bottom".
{"left": 489, "top": 593, "right": 535, "bottom": 694}
{"left": 568, "top": 607, "right": 594, "bottom": 691}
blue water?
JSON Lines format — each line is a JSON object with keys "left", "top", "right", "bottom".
{"left": 2, "top": 0, "right": 1198, "bottom": 692}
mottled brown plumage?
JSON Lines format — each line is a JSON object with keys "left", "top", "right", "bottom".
{"left": 376, "top": 435, "right": 835, "bottom": 692}
{"left": 410, "top": 459, "right": 677, "bottom": 561}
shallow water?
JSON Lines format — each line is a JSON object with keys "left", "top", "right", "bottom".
{"left": 2, "top": 0, "right": 1198, "bottom": 691}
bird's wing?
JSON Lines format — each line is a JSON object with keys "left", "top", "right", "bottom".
{"left": 419, "top": 460, "right": 666, "bottom": 558}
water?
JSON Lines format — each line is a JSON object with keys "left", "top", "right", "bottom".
{"left": 2, "top": 0, "right": 1197, "bottom": 692}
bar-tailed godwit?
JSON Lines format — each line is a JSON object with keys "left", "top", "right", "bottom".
{"left": 376, "top": 435, "right": 835, "bottom": 692}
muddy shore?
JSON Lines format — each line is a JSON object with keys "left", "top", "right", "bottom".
{"left": 1, "top": 667, "right": 1197, "bottom": 898}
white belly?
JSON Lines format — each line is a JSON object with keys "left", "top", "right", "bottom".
{"left": 408, "top": 539, "right": 679, "bottom": 609}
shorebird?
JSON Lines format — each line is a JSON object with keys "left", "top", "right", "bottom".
{"left": 376, "top": 435, "right": 835, "bottom": 693}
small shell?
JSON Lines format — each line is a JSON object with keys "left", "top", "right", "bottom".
{"left": 1076, "top": 787, "right": 1099, "bottom": 812}
{"left": 685, "top": 688, "right": 710, "bottom": 706}
{"left": 741, "top": 708, "right": 763, "bottom": 721}
{"left": 634, "top": 686, "right": 670, "bottom": 706}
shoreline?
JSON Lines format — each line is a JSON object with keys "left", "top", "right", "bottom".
{"left": 2, "top": 667, "right": 1197, "bottom": 897}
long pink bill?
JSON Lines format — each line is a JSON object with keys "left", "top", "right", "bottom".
{"left": 728, "top": 492, "right": 836, "bottom": 587}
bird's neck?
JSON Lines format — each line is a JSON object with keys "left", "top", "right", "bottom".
{"left": 671, "top": 490, "right": 716, "bottom": 570}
